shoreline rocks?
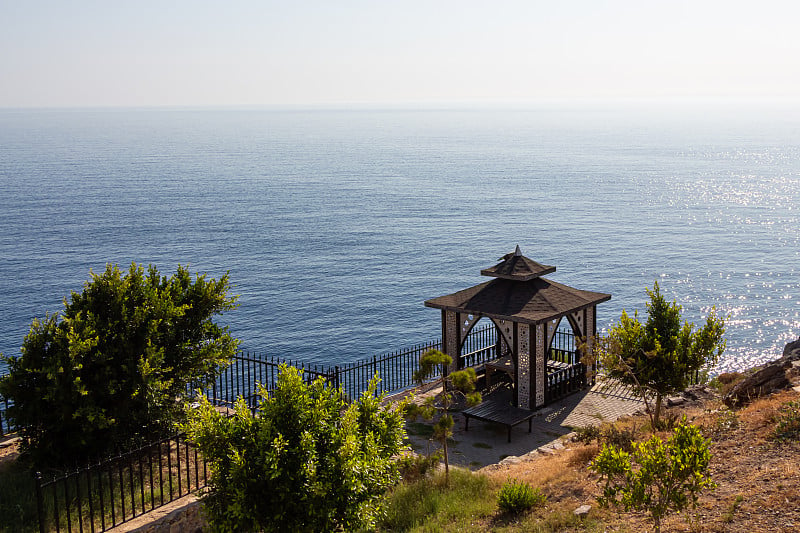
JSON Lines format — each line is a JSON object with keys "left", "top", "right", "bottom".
{"left": 723, "top": 337, "right": 800, "bottom": 407}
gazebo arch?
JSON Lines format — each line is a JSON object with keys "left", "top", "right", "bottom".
{"left": 424, "top": 246, "right": 611, "bottom": 410}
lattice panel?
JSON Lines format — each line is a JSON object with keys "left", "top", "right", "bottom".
{"left": 460, "top": 313, "right": 481, "bottom": 338}
{"left": 492, "top": 318, "right": 514, "bottom": 351}
{"left": 445, "top": 311, "right": 458, "bottom": 372}
{"left": 517, "top": 323, "right": 530, "bottom": 410}
{"left": 570, "top": 310, "right": 585, "bottom": 338}
{"left": 535, "top": 323, "right": 546, "bottom": 407}
{"left": 546, "top": 318, "right": 560, "bottom": 348}
{"left": 499, "top": 333, "right": 510, "bottom": 355}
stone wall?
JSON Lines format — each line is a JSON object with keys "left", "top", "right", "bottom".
{"left": 110, "top": 494, "right": 206, "bottom": 533}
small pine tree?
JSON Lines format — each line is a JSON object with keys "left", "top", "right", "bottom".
{"left": 599, "top": 281, "right": 725, "bottom": 429}
{"left": 408, "top": 349, "right": 481, "bottom": 483}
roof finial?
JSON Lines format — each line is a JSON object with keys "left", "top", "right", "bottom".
{"left": 514, "top": 244, "right": 522, "bottom": 257}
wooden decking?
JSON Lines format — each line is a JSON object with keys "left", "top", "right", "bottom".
{"left": 462, "top": 393, "right": 536, "bottom": 443}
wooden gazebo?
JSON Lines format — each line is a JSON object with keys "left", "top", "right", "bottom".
{"left": 424, "top": 246, "right": 611, "bottom": 411}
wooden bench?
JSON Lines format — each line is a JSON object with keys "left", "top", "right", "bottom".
{"left": 462, "top": 396, "right": 536, "bottom": 443}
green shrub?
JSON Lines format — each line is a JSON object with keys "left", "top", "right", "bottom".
{"left": 497, "top": 479, "right": 546, "bottom": 514}
{"left": 574, "top": 424, "right": 602, "bottom": 445}
{"left": 603, "top": 423, "right": 638, "bottom": 452}
{"left": 184, "top": 365, "right": 407, "bottom": 533}
{"left": 575, "top": 423, "right": 638, "bottom": 452}
{"left": 397, "top": 451, "right": 442, "bottom": 482}
{"left": 0, "top": 263, "right": 238, "bottom": 465}
{"left": 599, "top": 282, "right": 725, "bottom": 430}
{"left": 590, "top": 419, "right": 715, "bottom": 533}
{"left": 774, "top": 400, "right": 800, "bottom": 441}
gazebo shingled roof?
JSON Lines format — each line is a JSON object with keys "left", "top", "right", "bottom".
{"left": 479, "top": 244, "right": 556, "bottom": 281}
{"left": 425, "top": 246, "right": 610, "bottom": 323}
{"left": 424, "top": 277, "right": 610, "bottom": 325}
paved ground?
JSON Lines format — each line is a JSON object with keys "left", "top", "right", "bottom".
{"left": 405, "top": 378, "right": 644, "bottom": 469}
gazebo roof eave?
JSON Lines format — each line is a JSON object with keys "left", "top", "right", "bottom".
{"left": 423, "top": 295, "right": 611, "bottom": 326}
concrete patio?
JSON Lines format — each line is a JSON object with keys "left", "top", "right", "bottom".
{"left": 405, "top": 378, "right": 644, "bottom": 469}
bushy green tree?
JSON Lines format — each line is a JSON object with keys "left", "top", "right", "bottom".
{"left": 0, "top": 263, "right": 238, "bottom": 464}
{"left": 409, "top": 349, "right": 481, "bottom": 482}
{"left": 183, "top": 365, "right": 407, "bottom": 533}
{"left": 599, "top": 282, "right": 725, "bottom": 429}
{"left": 590, "top": 419, "right": 716, "bottom": 533}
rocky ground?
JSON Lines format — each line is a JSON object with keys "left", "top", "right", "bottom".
{"left": 0, "top": 434, "right": 19, "bottom": 463}
{"left": 473, "top": 384, "right": 800, "bottom": 532}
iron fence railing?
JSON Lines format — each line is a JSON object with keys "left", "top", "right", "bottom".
{"left": 0, "top": 368, "right": 13, "bottom": 437}
{"left": 3, "top": 324, "right": 581, "bottom": 442}
{"left": 195, "top": 353, "right": 331, "bottom": 410}
{"left": 332, "top": 338, "right": 443, "bottom": 401}
{"left": 193, "top": 324, "right": 499, "bottom": 407}
{"left": 35, "top": 433, "right": 205, "bottom": 533}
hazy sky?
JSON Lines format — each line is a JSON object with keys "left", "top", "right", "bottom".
{"left": 2, "top": 0, "right": 799, "bottom": 108}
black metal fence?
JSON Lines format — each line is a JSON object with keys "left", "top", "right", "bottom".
{"left": 35, "top": 433, "right": 205, "bottom": 533}
{"left": 197, "top": 353, "right": 331, "bottom": 410}
{"left": 0, "top": 368, "right": 13, "bottom": 437}
{"left": 196, "top": 324, "right": 500, "bottom": 408}
{"left": 332, "top": 337, "right": 443, "bottom": 401}
{"left": 458, "top": 324, "right": 498, "bottom": 369}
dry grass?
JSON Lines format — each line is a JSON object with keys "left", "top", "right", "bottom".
{"left": 463, "top": 387, "right": 800, "bottom": 532}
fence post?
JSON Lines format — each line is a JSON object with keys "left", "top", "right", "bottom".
{"left": 34, "top": 471, "right": 46, "bottom": 533}
{"left": 332, "top": 366, "right": 340, "bottom": 390}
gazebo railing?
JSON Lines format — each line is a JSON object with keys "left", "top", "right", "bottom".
{"left": 545, "top": 363, "right": 588, "bottom": 404}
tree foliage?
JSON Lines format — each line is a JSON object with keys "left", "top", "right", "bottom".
{"left": 0, "top": 263, "right": 238, "bottom": 464}
{"left": 599, "top": 281, "right": 725, "bottom": 428}
{"left": 590, "top": 419, "right": 716, "bottom": 533}
{"left": 183, "top": 365, "right": 407, "bottom": 533}
{"left": 409, "top": 349, "right": 481, "bottom": 483}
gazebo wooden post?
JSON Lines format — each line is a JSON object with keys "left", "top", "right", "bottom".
{"left": 533, "top": 323, "right": 546, "bottom": 408}
{"left": 441, "top": 309, "right": 460, "bottom": 376}
{"left": 585, "top": 306, "right": 596, "bottom": 383}
{"left": 516, "top": 323, "right": 532, "bottom": 409}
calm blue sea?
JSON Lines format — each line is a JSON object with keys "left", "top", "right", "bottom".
{"left": 1, "top": 104, "right": 799, "bottom": 374}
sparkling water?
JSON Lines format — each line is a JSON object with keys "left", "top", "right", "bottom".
{"left": 1, "top": 104, "right": 798, "bottom": 373}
